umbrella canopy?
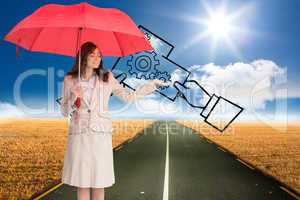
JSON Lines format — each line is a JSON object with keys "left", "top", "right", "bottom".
{"left": 4, "top": 2, "right": 154, "bottom": 109}
{"left": 3, "top": 2, "right": 153, "bottom": 57}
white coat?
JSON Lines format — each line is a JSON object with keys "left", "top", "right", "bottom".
{"left": 60, "top": 70, "right": 158, "bottom": 135}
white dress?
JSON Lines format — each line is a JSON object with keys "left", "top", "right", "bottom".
{"left": 61, "top": 74, "right": 115, "bottom": 188}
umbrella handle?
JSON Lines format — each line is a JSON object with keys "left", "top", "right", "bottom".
{"left": 74, "top": 97, "right": 81, "bottom": 108}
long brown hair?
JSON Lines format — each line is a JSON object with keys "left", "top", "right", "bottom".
{"left": 66, "top": 41, "right": 109, "bottom": 82}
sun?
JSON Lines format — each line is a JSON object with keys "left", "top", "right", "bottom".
{"left": 206, "top": 11, "right": 233, "bottom": 39}
{"left": 178, "top": 2, "right": 255, "bottom": 59}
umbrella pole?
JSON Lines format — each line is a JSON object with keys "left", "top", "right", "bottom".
{"left": 77, "top": 27, "right": 83, "bottom": 84}
{"left": 74, "top": 27, "right": 82, "bottom": 109}
{"left": 78, "top": 41, "right": 81, "bottom": 83}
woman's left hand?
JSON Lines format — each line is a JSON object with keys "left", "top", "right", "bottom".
{"left": 152, "top": 79, "right": 172, "bottom": 87}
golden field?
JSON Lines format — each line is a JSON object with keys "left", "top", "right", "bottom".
{"left": 0, "top": 118, "right": 154, "bottom": 200}
{"left": 1, "top": 119, "right": 299, "bottom": 199}
{"left": 176, "top": 120, "right": 300, "bottom": 194}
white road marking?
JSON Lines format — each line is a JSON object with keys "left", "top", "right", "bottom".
{"left": 115, "top": 145, "right": 123, "bottom": 151}
{"left": 163, "top": 121, "right": 169, "bottom": 200}
{"left": 236, "top": 158, "right": 255, "bottom": 170}
{"left": 279, "top": 186, "right": 299, "bottom": 199}
{"left": 217, "top": 146, "right": 227, "bottom": 152}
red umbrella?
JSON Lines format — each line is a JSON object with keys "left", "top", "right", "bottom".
{"left": 4, "top": 2, "right": 153, "bottom": 57}
{"left": 4, "top": 2, "right": 153, "bottom": 108}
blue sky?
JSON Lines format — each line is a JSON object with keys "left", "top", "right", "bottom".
{"left": 0, "top": 0, "right": 299, "bottom": 124}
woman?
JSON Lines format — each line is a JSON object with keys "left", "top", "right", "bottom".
{"left": 60, "top": 41, "right": 170, "bottom": 200}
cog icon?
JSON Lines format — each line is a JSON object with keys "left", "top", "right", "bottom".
{"left": 127, "top": 51, "right": 160, "bottom": 80}
{"left": 155, "top": 71, "right": 171, "bottom": 90}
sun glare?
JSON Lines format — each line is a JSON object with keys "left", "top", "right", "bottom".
{"left": 178, "top": 1, "right": 255, "bottom": 59}
{"left": 206, "top": 11, "right": 232, "bottom": 39}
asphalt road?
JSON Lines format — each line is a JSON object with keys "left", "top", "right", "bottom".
{"left": 37, "top": 120, "right": 298, "bottom": 200}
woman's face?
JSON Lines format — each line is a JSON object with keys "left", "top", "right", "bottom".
{"left": 86, "top": 48, "right": 102, "bottom": 69}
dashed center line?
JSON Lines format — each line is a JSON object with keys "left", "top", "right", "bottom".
{"left": 163, "top": 121, "right": 169, "bottom": 200}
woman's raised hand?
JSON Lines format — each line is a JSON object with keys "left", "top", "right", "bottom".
{"left": 152, "top": 79, "right": 172, "bottom": 87}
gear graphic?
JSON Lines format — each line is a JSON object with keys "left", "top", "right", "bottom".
{"left": 127, "top": 51, "right": 160, "bottom": 80}
{"left": 155, "top": 71, "right": 171, "bottom": 90}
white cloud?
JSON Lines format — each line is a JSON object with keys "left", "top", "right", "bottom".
{"left": 0, "top": 101, "right": 26, "bottom": 119}
{"left": 110, "top": 92, "right": 202, "bottom": 119}
{"left": 2, "top": 59, "right": 296, "bottom": 124}
{"left": 112, "top": 59, "right": 293, "bottom": 122}
{"left": 186, "top": 59, "right": 288, "bottom": 111}
{"left": 0, "top": 99, "right": 64, "bottom": 119}
{"left": 149, "top": 37, "right": 164, "bottom": 50}
{"left": 170, "top": 68, "right": 189, "bottom": 83}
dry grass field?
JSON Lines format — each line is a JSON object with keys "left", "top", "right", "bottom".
{"left": 0, "top": 118, "right": 154, "bottom": 200}
{"left": 176, "top": 120, "right": 300, "bottom": 194}
{"left": 1, "top": 119, "right": 299, "bottom": 199}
